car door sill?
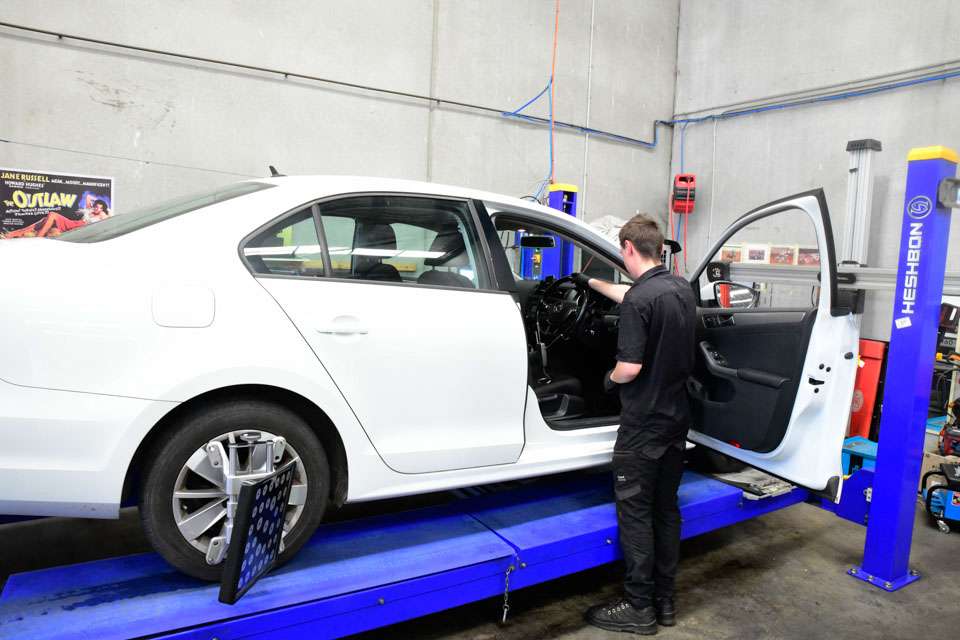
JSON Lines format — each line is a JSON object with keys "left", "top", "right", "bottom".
{"left": 546, "top": 415, "right": 619, "bottom": 431}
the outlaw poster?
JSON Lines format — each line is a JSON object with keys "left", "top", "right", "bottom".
{"left": 1, "top": 168, "right": 114, "bottom": 238}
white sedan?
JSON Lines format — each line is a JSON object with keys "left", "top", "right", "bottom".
{"left": 0, "top": 177, "right": 858, "bottom": 579}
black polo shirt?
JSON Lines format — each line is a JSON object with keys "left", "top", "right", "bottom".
{"left": 615, "top": 264, "right": 697, "bottom": 457}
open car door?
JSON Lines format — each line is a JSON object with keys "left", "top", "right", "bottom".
{"left": 686, "top": 189, "right": 859, "bottom": 501}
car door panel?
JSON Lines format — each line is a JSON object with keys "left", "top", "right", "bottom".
{"left": 244, "top": 194, "right": 530, "bottom": 475}
{"left": 687, "top": 190, "right": 859, "bottom": 500}
{"left": 690, "top": 308, "right": 816, "bottom": 453}
{"left": 261, "top": 278, "right": 528, "bottom": 474}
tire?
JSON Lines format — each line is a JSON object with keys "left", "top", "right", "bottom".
{"left": 140, "top": 400, "right": 329, "bottom": 581}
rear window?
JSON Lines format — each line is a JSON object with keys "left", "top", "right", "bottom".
{"left": 56, "top": 182, "right": 274, "bottom": 243}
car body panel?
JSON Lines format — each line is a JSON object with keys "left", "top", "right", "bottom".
{"left": 0, "top": 176, "right": 854, "bottom": 518}
{"left": 259, "top": 278, "right": 529, "bottom": 473}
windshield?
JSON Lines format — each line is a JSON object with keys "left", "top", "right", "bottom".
{"left": 494, "top": 217, "right": 632, "bottom": 284}
{"left": 56, "top": 182, "right": 274, "bottom": 243}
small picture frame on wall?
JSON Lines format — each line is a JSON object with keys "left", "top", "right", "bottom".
{"left": 719, "top": 245, "right": 742, "bottom": 263}
{"left": 744, "top": 243, "right": 770, "bottom": 264}
{"left": 769, "top": 245, "right": 798, "bottom": 266}
{"left": 797, "top": 247, "right": 821, "bottom": 266}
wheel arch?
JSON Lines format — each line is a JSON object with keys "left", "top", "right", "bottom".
{"left": 122, "top": 384, "right": 349, "bottom": 508}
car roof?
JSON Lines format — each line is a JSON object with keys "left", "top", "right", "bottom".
{"left": 250, "top": 175, "right": 610, "bottom": 244}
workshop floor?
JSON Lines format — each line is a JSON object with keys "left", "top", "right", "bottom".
{"left": 0, "top": 499, "right": 951, "bottom": 639}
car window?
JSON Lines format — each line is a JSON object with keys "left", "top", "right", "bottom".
{"left": 57, "top": 182, "right": 273, "bottom": 243}
{"left": 696, "top": 208, "right": 820, "bottom": 309}
{"left": 243, "top": 207, "right": 325, "bottom": 277}
{"left": 495, "top": 218, "right": 630, "bottom": 283}
{"left": 315, "top": 195, "right": 485, "bottom": 289}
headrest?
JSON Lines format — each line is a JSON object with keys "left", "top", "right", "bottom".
{"left": 355, "top": 222, "right": 397, "bottom": 251}
{"left": 425, "top": 228, "right": 467, "bottom": 267}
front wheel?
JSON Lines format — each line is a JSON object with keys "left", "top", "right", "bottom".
{"left": 140, "top": 400, "right": 329, "bottom": 580}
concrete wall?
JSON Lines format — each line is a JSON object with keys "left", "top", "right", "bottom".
{"left": 672, "top": 0, "right": 960, "bottom": 339}
{"left": 0, "top": 0, "right": 679, "bottom": 225}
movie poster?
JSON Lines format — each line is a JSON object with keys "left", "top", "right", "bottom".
{"left": 1, "top": 168, "right": 114, "bottom": 238}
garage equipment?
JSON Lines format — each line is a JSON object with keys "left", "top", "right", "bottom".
{"left": 843, "top": 146, "right": 958, "bottom": 591}
{"left": 0, "top": 470, "right": 806, "bottom": 639}
{"left": 848, "top": 339, "right": 886, "bottom": 438}
{"left": 840, "top": 140, "right": 882, "bottom": 267}
{"left": 921, "top": 463, "right": 960, "bottom": 533}
{"left": 519, "top": 183, "right": 578, "bottom": 280}
{"left": 671, "top": 173, "right": 696, "bottom": 214}
{"left": 204, "top": 431, "right": 287, "bottom": 567}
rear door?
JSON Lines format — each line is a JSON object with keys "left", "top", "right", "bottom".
{"left": 243, "top": 194, "right": 528, "bottom": 474}
{"left": 687, "top": 190, "right": 859, "bottom": 500}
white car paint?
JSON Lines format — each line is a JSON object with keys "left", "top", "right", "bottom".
{"left": 0, "top": 176, "right": 854, "bottom": 521}
{"left": 259, "top": 278, "right": 528, "bottom": 473}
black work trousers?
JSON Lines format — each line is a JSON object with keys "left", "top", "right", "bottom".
{"left": 612, "top": 445, "right": 685, "bottom": 609}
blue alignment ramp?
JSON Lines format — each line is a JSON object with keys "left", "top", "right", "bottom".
{"left": 0, "top": 471, "right": 807, "bottom": 639}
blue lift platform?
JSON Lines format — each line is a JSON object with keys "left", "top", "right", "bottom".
{"left": 0, "top": 470, "right": 806, "bottom": 639}
{"left": 1, "top": 146, "right": 957, "bottom": 638}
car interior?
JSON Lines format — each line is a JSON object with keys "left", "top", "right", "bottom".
{"left": 494, "top": 216, "right": 628, "bottom": 429}
{"left": 242, "top": 195, "right": 483, "bottom": 288}
{"left": 321, "top": 196, "right": 482, "bottom": 288}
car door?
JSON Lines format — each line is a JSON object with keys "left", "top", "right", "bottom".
{"left": 243, "top": 194, "right": 528, "bottom": 474}
{"left": 687, "top": 189, "right": 859, "bottom": 500}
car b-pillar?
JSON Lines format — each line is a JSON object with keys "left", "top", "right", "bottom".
{"left": 852, "top": 146, "right": 957, "bottom": 591}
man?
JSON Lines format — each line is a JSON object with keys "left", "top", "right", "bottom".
{"left": 577, "top": 214, "right": 697, "bottom": 635}
{"left": 88, "top": 199, "right": 111, "bottom": 222}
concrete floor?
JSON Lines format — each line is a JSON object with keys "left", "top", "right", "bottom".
{"left": 0, "top": 495, "right": 952, "bottom": 639}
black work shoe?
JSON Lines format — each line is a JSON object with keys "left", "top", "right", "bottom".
{"left": 655, "top": 597, "right": 676, "bottom": 627}
{"left": 585, "top": 599, "right": 657, "bottom": 635}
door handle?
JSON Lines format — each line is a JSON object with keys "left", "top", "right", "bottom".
{"left": 316, "top": 328, "right": 368, "bottom": 335}
{"left": 699, "top": 341, "right": 789, "bottom": 388}
{"left": 703, "top": 313, "right": 735, "bottom": 329}
{"left": 316, "top": 316, "right": 368, "bottom": 336}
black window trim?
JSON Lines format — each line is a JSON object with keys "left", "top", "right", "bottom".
{"left": 489, "top": 212, "right": 631, "bottom": 283}
{"left": 238, "top": 191, "right": 507, "bottom": 295}
{"left": 471, "top": 200, "right": 520, "bottom": 293}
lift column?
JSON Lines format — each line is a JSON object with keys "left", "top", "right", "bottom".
{"left": 548, "top": 183, "right": 579, "bottom": 276}
{"left": 852, "top": 145, "right": 957, "bottom": 591}
{"left": 519, "top": 183, "right": 579, "bottom": 279}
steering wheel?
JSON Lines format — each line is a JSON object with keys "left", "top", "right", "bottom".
{"left": 535, "top": 275, "right": 591, "bottom": 343}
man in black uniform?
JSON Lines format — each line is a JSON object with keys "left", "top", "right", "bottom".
{"left": 576, "top": 214, "right": 697, "bottom": 635}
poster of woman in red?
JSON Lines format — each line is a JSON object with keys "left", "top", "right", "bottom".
{"left": 0, "top": 169, "right": 114, "bottom": 239}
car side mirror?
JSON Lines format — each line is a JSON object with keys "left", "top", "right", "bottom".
{"left": 519, "top": 234, "right": 556, "bottom": 249}
{"left": 713, "top": 281, "right": 760, "bottom": 309}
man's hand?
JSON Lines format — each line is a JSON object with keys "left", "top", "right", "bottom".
{"left": 572, "top": 272, "right": 593, "bottom": 288}
{"left": 610, "top": 361, "right": 642, "bottom": 385}
{"left": 580, "top": 276, "right": 630, "bottom": 304}
{"left": 603, "top": 368, "right": 619, "bottom": 393}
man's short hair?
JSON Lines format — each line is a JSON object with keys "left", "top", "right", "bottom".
{"left": 618, "top": 214, "right": 663, "bottom": 260}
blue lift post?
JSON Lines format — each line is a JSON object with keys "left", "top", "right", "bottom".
{"left": 849, "top": 146, "right": 958, "bottom": 591}
{"left": 520, "top": 183, "right": 578, "bottom": 279}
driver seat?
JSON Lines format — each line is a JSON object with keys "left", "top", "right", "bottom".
{"left": 530, "top": 347, "right": 585, "bottom": 419}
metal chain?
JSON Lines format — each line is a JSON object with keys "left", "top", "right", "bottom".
{"left": 501, "top": 564, "right": 515, "bottom": 624}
